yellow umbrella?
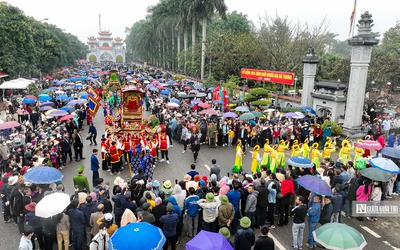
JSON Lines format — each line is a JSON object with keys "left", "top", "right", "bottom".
{"left": 45, "top": 109, "right": 56, "bottom": 115}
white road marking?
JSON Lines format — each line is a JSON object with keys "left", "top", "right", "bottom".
{"left": 203, "top": 164, "right": 210, "bottom": 172}
{"left": 269, "top": 232, "right": 285, "bottom": 250}
{"left": 383, "top": 241, "right": 400, "bottom": 250}
{"left": 360, "top": 225, "right": 381, "bottom": 238}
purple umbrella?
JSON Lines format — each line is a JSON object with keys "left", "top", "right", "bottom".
{"left": 40, "top": 101, "right": 55, "bottom": 107}
{"left": 186, "top": 230, "right": 233, "bottom": 250}
{"left": 39, "top": 106, "right": 53, "bottom": 111}
{"left": 297, "top": 175, "right": 333, "bottom": 196}
{"left": 191, "top": 99, "right": 202, "bottom": 104}
{"left": 48, "top": 110, "right": 68, "bottom": 117}
{"left": 146, "top": 84, "right": 155, "bottom": 89}
{"left": 67, "top": 99, "right": 87, "bottom": 106}
{"left": 283, "top": 112, "right": 298, "bottom": 117}
{"left": 223, "top": 112, "right": 238, "bottom": 118}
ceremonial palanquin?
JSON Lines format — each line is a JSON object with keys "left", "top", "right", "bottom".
{"left": 104, "top": 70, "right": 144, "bottom": 134}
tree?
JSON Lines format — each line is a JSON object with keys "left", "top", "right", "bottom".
{"left": 244, "top": 88, "right": 270, "bottom": 106}
{"left": 222, "top": 75, "right": 240, "bottom": 98}
{"left": 191, "top": 0, "right": 227, "bottom": 80}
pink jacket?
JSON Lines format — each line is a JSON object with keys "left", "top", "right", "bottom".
{"left": 356, "top": 185, "right": 371, "bottom": 201}
{"left": 219, "top": 178, "right": 230, "bottom": 196}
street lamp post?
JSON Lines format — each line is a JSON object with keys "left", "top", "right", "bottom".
{"left": 294, "top": 76, "right": 298, "bottom": 94}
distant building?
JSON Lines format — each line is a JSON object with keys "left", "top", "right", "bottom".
{"left": 86, "top": 30, "right": 126, "bottom": 63}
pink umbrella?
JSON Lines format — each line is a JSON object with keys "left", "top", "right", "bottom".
{"left": 189, "top": 90, "right": 199, "bottom": 94}
{"left": 183, "top": 86, "right": 192, "bottom": 90}
{"left": 58, "top": 114, "right": 74, "bottom": 122}
{"left": 160, "top": 83, "right": 169, "bottom": 87}
{"left": 152, "top": 80, "right": 159, "bottom": 85}
{"left": 0, "top": 121, "right": 21, "bottom": 130}
{"left": 156, "top": 86, "right": 164, "bottom": 90}
{"left": 173, "top": 82, "right": 180, "bottom": 86}
{"left": 355, "top": 140, "right": 383, "bottom": 151}
{"left": 199, "top": 109, "right": 218, "bottom": 115}
{"left": 166, "top": 102, "right": 179, "bottom": 108}
{"left": 198, "top": 103, "right": 210, "bottom": 109}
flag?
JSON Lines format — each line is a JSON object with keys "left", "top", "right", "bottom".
{"left": 88, "top": 95, "right": 100, "bottom": 116}
{"left": 349, "top": 0, "right": 357, "bottom": 35}
{"left": 86, "top": 86, "right": 101, "bottom": 102}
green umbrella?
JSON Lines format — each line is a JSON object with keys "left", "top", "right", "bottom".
{"left": 313, "top": 223, "right": 367, "bottom": 250}
{"left": 41, "top": 89, "right": 51, "bottom": 94}
{"left": 239, "top": 112, "right": 256, "bottom": 120}
{"left": 383, "top": 109, "right": 396, "bottom": 114}
{"left": 360, "top": 167, "right": 390, "bottom": 182}
{"left": 251, "top": 111, "right": 263, "bottom": 118}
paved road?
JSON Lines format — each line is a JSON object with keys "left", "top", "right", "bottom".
{"left": 1, "top": 110, "right": 399, "bottom": 249}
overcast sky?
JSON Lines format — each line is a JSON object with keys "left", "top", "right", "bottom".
{"left": 4, "top": 0, "right": 399, "bottom": 43}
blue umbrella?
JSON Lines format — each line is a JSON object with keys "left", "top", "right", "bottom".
{"left": 59, "top": 106, "right": 75, "bottom": 113}
{"left": 380, "top": 146, "right": 400, "bottom": 159}
{"left": 149, "top": 87, "right": 159, "bottom": 92}
{"left": 207, "top": 87, "right": 215, "bottom": 91}
{"left": 38, "top": 96, "right": 52, "bottom": 102}
{"left": 108, "top": 222, "right": 166, "bottom": 250}
{"left": 287, "top": 156, "right": 314, "bottom": 168}
{"left": 298, "top": 175, "right": 333, "bottom": 196}
{"left": 170, "top": 98, "right": 181, "bottom": 105}
{"left": 168, "top": 80, "right": 174, "bottom": 85}
{"left": 214, "top": 100, "right": 224, "bottom": 104}
{"left": 194, "top": 85, "right": 204, "bottom": 90}
{"left": 369, "top": 157, "right": 400, "bottom": 174}
{"left": 23, "top": 166, "right": 64, "bottom": 184}
{"left": 79, "top": 93, "right": 88, "bottom": 99}
{"left": 48, "top": 87, "right": 57, "bottom": 91}
{"left": 301, "top": 106, "right": 317, "bottom": 115}
{"left": 56, "top": 95, "right": 68, "bottom": 101}
{"left": 187, "top": 81, "right": 194, "bottom": 85}
{"left": 75, "top": 83, "right": 83, "bottom": 88}
{"left": 55, "top": 81, "right": 64, "bottom": 85}
{"left": 160, "top": 90, "right": 170, "bottom": 95}
{"left": 39, "top": 106, "right": 53, "bottom": 111}
{"left": 146, "top": 84, "right": 155, "bottom": 89}
{"left": 235, "top": 106, "right": 250, "bottom": 112}
{"left": 22, "top": 98, "right": 36, "bottom": 104}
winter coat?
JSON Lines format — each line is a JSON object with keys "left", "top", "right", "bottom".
{"left": 245, "top": 190, "right": 259, "bottom": 213}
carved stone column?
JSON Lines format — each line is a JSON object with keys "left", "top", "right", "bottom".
{"left": 343, "top": 12, "right": 379, "bottom": 138}
{"left": 301, "top": 47, "right": 319, "bottom": 108}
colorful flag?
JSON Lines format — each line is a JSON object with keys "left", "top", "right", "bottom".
{"left": 86, "top": 86, "right": 101, "bottom": 102}
{"left": 88, "top": 95, "right": 100, "bottom": 116}
{"left": 349, "top": 0, "right": 357, "bottom": 35}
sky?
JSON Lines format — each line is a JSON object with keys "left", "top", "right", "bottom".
{"left": 3, "top": 0, "right": 399, "bottom": 43}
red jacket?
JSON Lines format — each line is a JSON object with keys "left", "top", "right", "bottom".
{"left": 280, "top": 180, "right": 295, "bottom": 197}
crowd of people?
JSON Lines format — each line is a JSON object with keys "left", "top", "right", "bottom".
{"left": 0, "top": 62, "right": 398, "bottom": 250}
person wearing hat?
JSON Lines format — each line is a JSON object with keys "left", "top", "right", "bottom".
{"left": 96, "top": 212, "right": 118, "bottom": 237}
{"left": 234, "top": 216, "right": 255, "bottom": 250}
{"left": 219, "top": 227, "right": 233, "bottom": 246}
{"left": 24, "top": 202, "right": 43, "bottom": 249}
{"left": 160, "top": 203, "right": 179, "bottom": 250}
{"left": 73, "top": 166, "right": 90, "bottom": 193}
{"left": 218, "top": 195, "right": 234, "bottom": 229}
{"left": 197, "top": 192, "right": 219, "bottom": 232}
{"left": 160, "top": 180, "right": 173, "bottom": 200}
{"left": 141, "top": 148, "right": 155, "bottom": 182}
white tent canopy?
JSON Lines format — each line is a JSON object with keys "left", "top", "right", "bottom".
{"left": 0, "top": 78, "right": 33, "bottom": 89}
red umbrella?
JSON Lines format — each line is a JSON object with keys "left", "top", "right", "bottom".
{"left": 0, "top": 121, "right": 21, "bottom": 130}
{"left": 355, "top": 140, "right": 383, "bottom": 151}
{"left": 198, "top": 103, "right": 210, "bottom": 109}
{"left": 156, "top": 86, "right": 164, "bottom": 90}
{"left": 199, "top": 109, "right": 217, "bottom": 115}
{"left": 58, "top": 114, "right": 74, "bottom": 122}
{"left": 173, "top": 82, "right": 180, "bottom": 86}
{"left": 24, "top": 95, "right": 37, "bottom": 100}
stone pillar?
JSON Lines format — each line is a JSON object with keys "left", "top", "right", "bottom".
{"left": 301, "top": 47, "right": 319, "bottom": 108}
{"left": 343, "top": 12, "right": 379, "bottom": 138}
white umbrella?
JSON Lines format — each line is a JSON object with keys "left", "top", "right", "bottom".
{"left": 35, "top": 192, "right": 70, "bottom": 218}
{"left": 55, "top": 90, "right": 64, "bottom": 94}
